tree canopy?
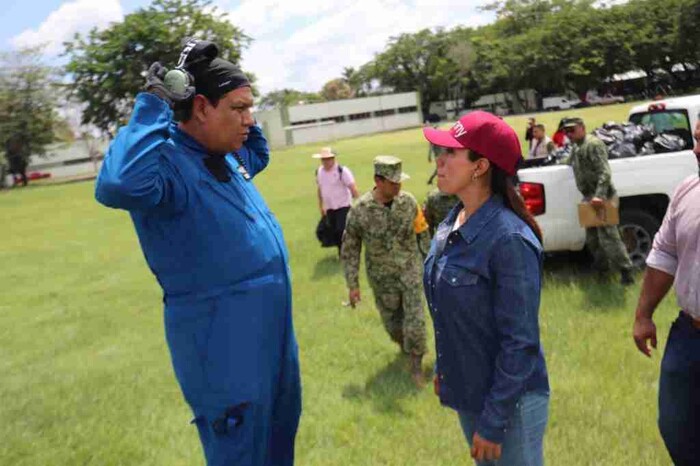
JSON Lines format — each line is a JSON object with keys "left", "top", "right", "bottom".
{"left": 0, "top": 47, "right": 61, "bottom": 173}
{"left": 356, "top": 0, "right": 700, "bottom": 113}
{"left": 63, "top": 0, "right": 251, "bottom": 135}
{"left": 257, "top": 89, "right": 325, "bottom": 110}
{"left": 58, "top": 0, "right": 700, "bottom": 118}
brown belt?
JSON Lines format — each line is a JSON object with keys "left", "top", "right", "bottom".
{"left": 682, "top": 311, "right": 700, "bottom": 330}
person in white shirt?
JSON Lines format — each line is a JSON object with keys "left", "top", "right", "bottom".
{"left": 529, "top": 124, "right": 555, "bottom": 158}
{"left": 632, "top": 120, "right": 700, "bottom": 466}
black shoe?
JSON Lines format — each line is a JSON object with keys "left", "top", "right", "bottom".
{"left": 620, "top": 269, "right": 635, "bottom": 286}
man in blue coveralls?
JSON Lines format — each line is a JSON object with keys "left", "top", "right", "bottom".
{"left": 95, "top": 40, "right": 301, "bottom": 465}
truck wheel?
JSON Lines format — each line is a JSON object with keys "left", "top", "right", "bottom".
{"left": 619, "top": 209, "right": 660, "bottom": 268}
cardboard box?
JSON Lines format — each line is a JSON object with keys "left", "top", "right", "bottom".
{"left": 578, "top": 200, "right": 619, "bottom": 227}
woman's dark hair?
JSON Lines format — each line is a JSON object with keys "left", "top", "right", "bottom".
{"left": 468, "top": 151, "right": 543, "bottom": 243}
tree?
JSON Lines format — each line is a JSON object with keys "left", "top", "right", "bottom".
{"left": 624, "top": 0, "right": 684, "bottom": 86}
{"left": 320, "top": 78, "right": 354, "bottom": 101}
{"left": 341, "top": 66, "right": 376, "bottom": 97}
{"left": 364, "top": 28, "right": 459, "bottom": 116}
{"left": 63, "top": 0, "right": 251, "bottom": 135}
{"left": 257, "top": 89, "right": 324, "bottom": 110}
{"left": 538, "top": 2, "right": 635, "bottom": 96}
{"left": 480, "top": 0, "right": 565, "bottom": 36}
{"left": 0, "top": 46, "right": 61, "bottom": 187}
{"left": 470, "top": 0, "right": 636, "bottom": 101}
{"left": 443, "top": 27, "right": 478, "bottom": 109}
{"left": 671, "top": 0, "right": 700, "bottom": 87}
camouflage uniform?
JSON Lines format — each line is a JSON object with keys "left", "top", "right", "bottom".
{"left": 341, "top": 156, "right": 430, "bottom": 356}
{"left": 567, "top": 133, "right": 633, "bottom": 272}
{"left": 423, "top": 188, "right": 459, "bottom": 237}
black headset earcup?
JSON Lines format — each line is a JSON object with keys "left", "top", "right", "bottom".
{"left": 163, "top": 69, "right": 192, "bottom": 95}
{"left": 172, "top": 91, "right": 194, "bottom": 122}
{"left": 169, "top": 70, "right": 195, "bottom": 122}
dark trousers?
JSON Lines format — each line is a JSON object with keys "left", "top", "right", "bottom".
{"left": 658, "top": 311, "right": 700, "bottom": 466}
{"left": 327, "top": 206, "right": 350, "bottom": 249}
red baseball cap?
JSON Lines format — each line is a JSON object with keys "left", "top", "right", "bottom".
{"left": 423, "top": 111, "right": 522, "bottom": 175}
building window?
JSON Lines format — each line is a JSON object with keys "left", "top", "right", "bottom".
{"left": 349, "top": 112, "right": 371, "bottom": 121}
{"left": 373, "top": 109, "right": 396, "bottom": 117}
{"left": 290, "top": 119, "right": 319, "bottom": 126}
{"left": 397, "top": 106, "right": 418, "bottom": 114}
{"left": 320, "top": 116, "right": 346, "bottom": 123}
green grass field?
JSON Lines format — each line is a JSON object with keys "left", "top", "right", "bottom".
{"left": 0, "top": 102, "right": 678, "bottom": 465}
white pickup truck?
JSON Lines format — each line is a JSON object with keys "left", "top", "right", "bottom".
{"left": 517, "top": 95, "right": 699, "bottom": 266}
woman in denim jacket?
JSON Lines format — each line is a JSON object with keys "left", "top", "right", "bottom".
{"left": 423, "top": 112, "right": 550, "bottom": 466}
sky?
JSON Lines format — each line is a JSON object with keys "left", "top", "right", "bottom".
{"left": 2, "top": 0, "right": 495, "bottom": 96}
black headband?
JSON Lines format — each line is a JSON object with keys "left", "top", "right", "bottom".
{"left": 192, "top": 58, "right": 250, "bottom": 102}
{"left": 177, "top": 39, "right": 250, "bottom": 102}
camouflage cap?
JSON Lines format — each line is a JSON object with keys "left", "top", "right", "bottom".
{"left": 561, "top": 117, "right": 585, "bottom": 128}
{"left": 373, "top": 155, "right": 410, "bottom": 183}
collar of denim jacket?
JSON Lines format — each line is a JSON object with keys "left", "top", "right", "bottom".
{"left": 455, "top": 194, "right": 504, "bottom": 244}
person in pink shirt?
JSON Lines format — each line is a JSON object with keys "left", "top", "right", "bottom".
{"left": 313, "top": 147, "right": 359, "bottom": 253}
{"left": 632, "top": 119, "right": 700, "bottom": 466}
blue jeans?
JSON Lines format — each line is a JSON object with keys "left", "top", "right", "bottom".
{"left": 458, "top": 392, "right": 549, "bottom": 466}
{"left": 658, "top": 312, "right": 700, "bottom": 466}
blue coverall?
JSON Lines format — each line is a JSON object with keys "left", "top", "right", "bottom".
{"left": 95, "top": 93, "right": 301, "bottom": 465}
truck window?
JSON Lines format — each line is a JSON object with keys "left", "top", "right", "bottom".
{"left": 629, "top": 109, "right": 692, "bottom": 147}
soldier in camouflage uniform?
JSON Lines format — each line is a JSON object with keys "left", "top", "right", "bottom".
{"left": 562, "top": 117, "right": 635, "bottom": 285}
{"left": 423, "top": 188, "right": 459, "bottom": 237}
{"left": 341, "top": 155, "right": 431, "bottom": 387}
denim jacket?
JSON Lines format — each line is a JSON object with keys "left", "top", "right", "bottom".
{"left": 423, "top": 195, "right": 549, "bottom": 443}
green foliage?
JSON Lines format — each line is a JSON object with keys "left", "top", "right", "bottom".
{"left": 258, "top": 88, "right": 325, "bottom": 110}
{"left": 676, "top": 0, "right": 700, "bottom": 67}
{"left": 361, "top": 0, "right": 700, "bottom": 113}
{"left": 624, "top": 0, "right": 683, "bottom": 78}
{"left": 63, "top": 0, "right": 251, "bottom": 135}
{"left": 0, "top": 46, "right": 60, "bottom": 171}
{"left": 363, "top": 28, "right": 464, "bottom": 115}
{"left": 342, "top": 66, "right": 375, "bottom": 97}
{"left": 481, "top": 0, "right": 566, "bottom": 37}
{"left": 320, "top": 78, "right": 355, "bottom": 101}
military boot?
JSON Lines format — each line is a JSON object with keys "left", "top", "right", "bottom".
{"left": 410, "top": 353, "right": 426, "bottom": 388}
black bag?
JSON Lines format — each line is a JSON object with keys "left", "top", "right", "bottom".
{"left": 593, "top": 128, "right": 621, "bottom": 145}
{"left": 639, "top": 141, "right": 656, "bottom": 155}
{"left": 608, "top": 141, "right": 637, "bottom": 159}
{"left": 314, "top": 165, "right": 345, "bottom": 247}
{"left": 653, "top": 133, "right": 686, "bottom": 153}
{"left": 620, "top": 123, "right": 656, "bottom": 151}
{"left": 316, "top": 215, "right": 336, "bottom": 247}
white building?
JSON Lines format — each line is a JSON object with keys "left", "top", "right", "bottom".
{"left": 255, "top": 92, "right": 422, "bottom": 148}
{"left": 428, "top": 99, "right": 464, "bottom": 120}
{"left": 25, "top": 138, "right": 108, "bottom": 179}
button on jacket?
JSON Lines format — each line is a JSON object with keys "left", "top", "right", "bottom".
{"left": 423, "top": 195, "right": 549, "bottom": 443}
